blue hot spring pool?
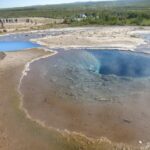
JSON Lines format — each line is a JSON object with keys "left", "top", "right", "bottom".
{"left": 88, "top": 50, "right": 150, "bottom": 78}
{"left": 0, "top": 41, "right": 40, "bottom": 52}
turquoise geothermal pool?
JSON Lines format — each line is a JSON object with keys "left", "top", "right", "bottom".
{"left": 0, "top": 41, "right": 40, "bottom": 52}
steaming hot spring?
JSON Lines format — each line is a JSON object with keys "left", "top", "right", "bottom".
{"left": 19, "top": 48, "right": 150, "bottom": 145}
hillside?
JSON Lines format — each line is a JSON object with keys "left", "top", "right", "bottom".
{"left": 0, "top": 0, "right": 150, "bottom": 26}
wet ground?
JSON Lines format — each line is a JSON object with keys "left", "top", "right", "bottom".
{"left": 20, "top": 48, "right": 150, "bottom": 145}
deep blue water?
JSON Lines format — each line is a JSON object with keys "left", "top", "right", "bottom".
{"left": 0, "top": 41, "right": 40, "bottom": 52}
{"left": 88, "top": 50, "right": 150, "bottom": 78}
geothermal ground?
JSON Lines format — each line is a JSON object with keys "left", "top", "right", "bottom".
{"left": 0, "top": 26, "right": 150, "bottom": 150}
{"left": 20, "top": 49, "right": 150, "bottom": 145}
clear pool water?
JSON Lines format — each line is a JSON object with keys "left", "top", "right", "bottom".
{"left": 0, "top": 41, "right": 40, "bottom": 52}
{"left": 89, "top": 50, "right": 150, "bottom": 77}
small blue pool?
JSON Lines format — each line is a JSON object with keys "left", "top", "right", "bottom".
{"left": 0, "top": 41, "right": 40, "bottom": 52}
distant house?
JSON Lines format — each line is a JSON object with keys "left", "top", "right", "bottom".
{"left": 79, "top": 14, "right": 87, "bottom": 19}
{"left": 73, "top": 14, "right": 87, "bottom": 21}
